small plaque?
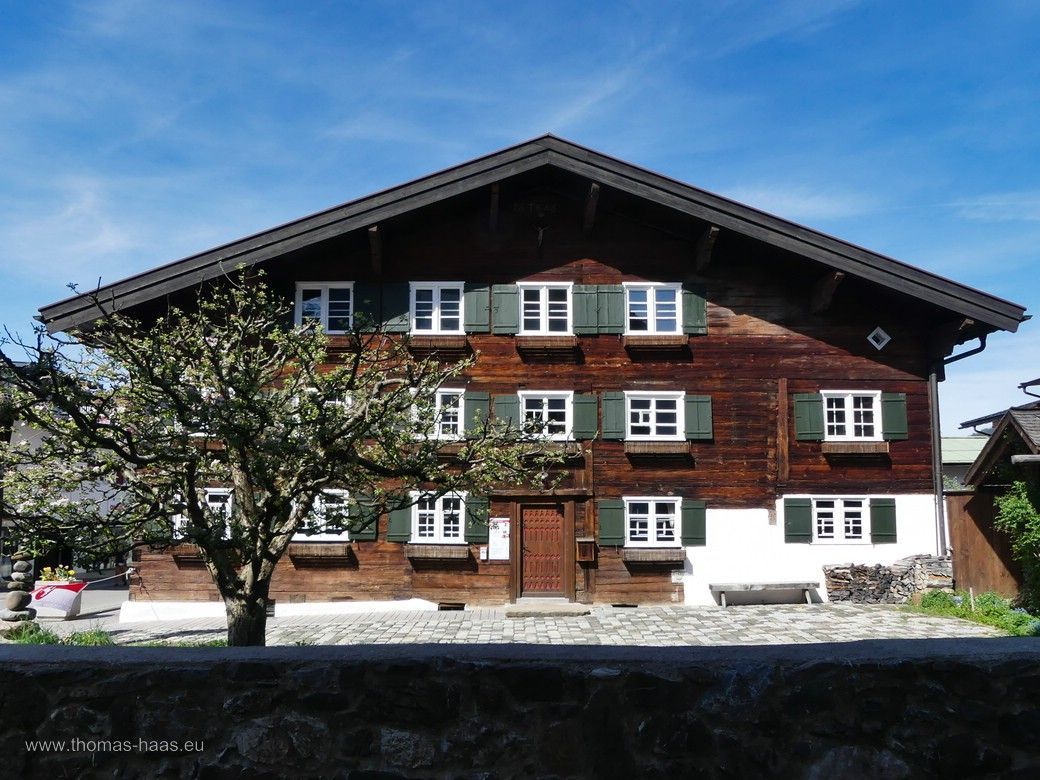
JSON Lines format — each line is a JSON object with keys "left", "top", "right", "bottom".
{"left": 488, "top": 517, "right": 510, "bottom": 560}
{"left": 671, "top": 570, "right": 685, "bottom": 584}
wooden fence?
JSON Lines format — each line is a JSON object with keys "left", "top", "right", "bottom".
{"left": 946, "top": 490, "right": 1022, "bottom": 597}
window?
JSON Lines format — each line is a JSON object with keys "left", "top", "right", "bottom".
{"left": 624, "top": 283, "right": 681, "bottom": 334}
{"left": 822, "top": 391, "right": 881, "bottom": 441}
{"left": 411, "top": 492, "right": 466, "bottom": 544}
{"left": 518, "top": 283, "right": 572, "bottom": 335}
{"left": 295, "top": 283, "right": 353, "bottom": 333}
{"left": 173, "top": 488, "right": 232, "bottom": 538}
{"left": 295, "top": 489, "right": 350, "bottom": 541}
{"left": 431, "top": 390, "right": 463, "bottom": 439}
{"left": 410, "top": 282, "right": 464, "bottom": 334}
{"left": 625, "top": 391, "right": 684, "bottom": 440}
{"left": 624, "top": 497, "right": 680, "bottom": 547}
{"left": 518, "top": 391, "right": 572, "bottom": 440}
{"left": 812, "top": 498, "right": 867, "bottom": 543}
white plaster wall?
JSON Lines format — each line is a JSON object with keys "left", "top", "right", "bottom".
{"left": 683, "top": 494, "right": 938, "bottom": 606}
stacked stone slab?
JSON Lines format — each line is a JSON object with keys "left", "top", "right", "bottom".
{"left": 2, "top": 551, "right": 37, "bottom": 622}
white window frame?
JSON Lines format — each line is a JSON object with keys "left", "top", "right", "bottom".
{"left": 518, "top": 390, "right": 573, "bottom": 441}
{"left": 624, "top": 390, "right": 685, "bottom": 441}
{"left": 294, "top": 489, "right": 351, "bottom": 541}
{"left": 429, "top": 388, "right": 464, "bottom": 440}
{"left": 409, "top": 282, "right": 465, "bottom": 335}
{"left": 623, "top": 496, "right": 681, "bottom": 548}
{"left": 622, "top": 282, "right": 682, "bottom": 335}
{"left": 172, "top": 488, "right": 233, "bottom": 539}
{"left": 410, "top": 491, "right": 467, "bottom": 545}
{"left": 295, "top": 282, "right": 354, "bottom": 334}
{"left": 821, "top": 390, "right": 882, "bottom": 442}
{"left": 517, "top": 281, "right": 573, "bottom": 335}
{"left": 807, "top": 496, "right": 870, "bottom": 544}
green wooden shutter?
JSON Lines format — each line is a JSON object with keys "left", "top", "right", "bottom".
{"left": 881, "top": 393, "right": 908, "bottom": 441}
{"left": 572, "top": 394, "right": 598, "bottom": 440}
{"left": 572, "top": 285, "right": 600, "bottom": 334}
{"left": 382, "top": 282, "right": 410, "bottom": 332}
{"left": 353, "top": 282, "right": 380, "bottom": 329}
{"left": 681, "top": 499, "right": 706, "bottom": 546}
{"left": 597, "top": 499, "right": 625, "bottom": 546}
{"left": 793, "top": 393, "right": 825, "bottom": 441}
{"left": 464, "top": 496, "right": 490, "bottom": 543}
{"left": 682, "top": 285, "right": 708, "bottom": 335}
{"left": 870, "top": 498, "right": 897, "bottom": 544}
{"left": 463, "top": 283, "right": 490, "bottom": 333}
{"left": 784, "top": 498, "right": 812, "bottom": 544}
{"left": 347, "top": 495, "right": 379, "bottom": 540}
{"left": 493, "top": 394, "right": 520, "bottom": 432}
{"left": 463, "top": 391, "right": 490, "bottom": 437}
{"left": 386, "top": 505, "right": 412, "bottom": 542}
{"left": 491, "top": 284, "right": 519, "bottom": 334}
{"left": 601, "top": 391, "right": 625, "bottom": 440}
{"left": 684, "top": 395, "right": 713, "bottom": 440}
{"left": 597, "top": 285, "right": 624, "bottom": 334}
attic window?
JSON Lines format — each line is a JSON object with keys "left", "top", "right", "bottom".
{"left": 868, "top": 327, "right": 891, "bottom": 351}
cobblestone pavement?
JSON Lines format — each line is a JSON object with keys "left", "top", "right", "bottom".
{"left": 36, "top": 602, "right": 1004, "bottom": 646}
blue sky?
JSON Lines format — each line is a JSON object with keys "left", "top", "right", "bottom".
{"left": 1, "top": 0, "right": 1038, "bottom": 433}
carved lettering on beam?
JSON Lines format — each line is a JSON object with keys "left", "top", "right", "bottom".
{"left": 489, "top": 183, "right": 500, "bottom": 232}
{"left": 582, "top": 182, "right": 600, "bottom": 233}
{"left": 368, "top": 225, "right": 382, "bottom": 275}
{"left": 810, "top": 270, "right": 845, "bottom": 314}
{"left": 694, "top": 225, "right": 720, "bottom": 272}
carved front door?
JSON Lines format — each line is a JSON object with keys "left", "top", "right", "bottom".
{"left": 521, "top": 504, "right": 565, "bottom": 595}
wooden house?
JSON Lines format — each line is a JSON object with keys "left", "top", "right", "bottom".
{"left": 38, "top": 136, "right": 1028, "bottom": 610}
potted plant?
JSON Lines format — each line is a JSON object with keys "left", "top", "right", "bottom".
{"left": 34, "top": 565, "right": 79, "bottom": 589}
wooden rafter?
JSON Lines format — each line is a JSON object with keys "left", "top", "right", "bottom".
{"left": 810, "top": 270, "right": 845, "bottom": 314}
{"left": 582, "top": 182, "right": 600, "bottom": 233}
{"left": 694, "top": 225, "right": 720, "bottom": 272}
{"left": 489, "top": 183, "right": 500, "bottom": 232}
{"left": 368, "top": 225, "right": 382, "bottom": 275}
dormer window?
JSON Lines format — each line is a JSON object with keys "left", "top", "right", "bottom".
{"left": 295, "top": 283, "right": 353, "bottom": 333}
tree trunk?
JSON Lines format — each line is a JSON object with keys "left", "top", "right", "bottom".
{"left": 224, "top": 593, "right": 269, "bottom": 646}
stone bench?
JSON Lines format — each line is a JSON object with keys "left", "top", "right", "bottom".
{"left": 709, "top": 582, "right": 819, "bottom": 608}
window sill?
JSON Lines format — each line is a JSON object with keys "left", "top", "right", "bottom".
{"left": 821, "top": 441, "right": 890, "bottom": 456}
{"left": 622, "top": 334, "right": 689, "bottom": 349}
{"left": 515, "top": 335, "right": 578, "bottom": 349}
{"left": 621, "top": 547, "right": 686, "bottom": 564}
{"left": 407, "top": 335, "right": 469, "bottom": 352}
{"left": 624, "top": 441, "right": 691, "bottom": 456}
{"left": 288, "top": 543, "right": 357, "bottom": 568}
{"left": 404, "top": 543, "right": 471, "bottom": 560}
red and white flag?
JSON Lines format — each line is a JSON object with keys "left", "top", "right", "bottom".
{"left": 31, "top": 582, "right": 88, "bottom": 616}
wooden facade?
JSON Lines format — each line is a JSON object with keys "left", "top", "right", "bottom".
{"left": 45, "top": 138, "right": 1027, "bottom": 608}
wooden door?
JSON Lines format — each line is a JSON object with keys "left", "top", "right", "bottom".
{"left": 521, "top": 504, "right": 565, "bottom": 595}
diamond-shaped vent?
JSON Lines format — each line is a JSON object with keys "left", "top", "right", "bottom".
{"left": 868, "top": 327, "right": 891, "bottom": 351}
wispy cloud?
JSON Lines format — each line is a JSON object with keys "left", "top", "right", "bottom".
{"left": 719, "top": 184, "right": 878, "bottom": 222}
{"left": 952, "top": 191, "right": 1040, "bottom": 222}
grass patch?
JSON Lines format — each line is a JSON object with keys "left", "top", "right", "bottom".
{"left": 1, "top": 623, "right": 115, "bottom": 646}
{"left": 129, "top": 638, "right": 228, "bottom": 647}
{"left": 65, "top": 628, "right": 117, "bottom": 646}
{"left": 910, "top": 590, "right": 1040, "bottom": 637}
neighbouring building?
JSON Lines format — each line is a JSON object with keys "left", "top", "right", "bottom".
{"left": 37, "top": 136, "right": 1028, "bottom": 609}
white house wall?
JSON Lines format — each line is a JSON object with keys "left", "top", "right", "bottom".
{"left": 683, "top": 494, "right": 938, "bottom": 606}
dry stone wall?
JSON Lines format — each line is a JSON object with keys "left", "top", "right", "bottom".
{"left": 824, "top": 555, "right": 953, "bottom": 604}
{"left": 1, "top": 640, "right": 1039, "bottom": 778}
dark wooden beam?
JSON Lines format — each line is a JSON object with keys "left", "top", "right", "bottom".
{"left": 582, "top": 182, "right": 600, "bottom": 233}
{"left": 810, "top": 270, "right": 845, "bottom": 314}
{"left": 929, "top": 317, "right": 975, "bottom": 360}
{"left": 694, "top": 225, "right": 720, "bottom": 271}
{"left": 368, "top": 225, "right": 382, "bottom": 275}
{"left": 489, "top": 183, "right": 500, "bottom": 232}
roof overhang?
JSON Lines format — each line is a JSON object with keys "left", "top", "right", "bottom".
{"left": 964, "top": 410, "right": 1040, "bottom": 486}
{"left": 38, "top": 135, "right": 1029, "bottom": 334}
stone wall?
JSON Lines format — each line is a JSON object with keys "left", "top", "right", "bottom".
{"left": 824, "top": 555, "right": 953, "bottom": 604}
{"left": 2, "top": 640, "right": 1039, "bottom": 778}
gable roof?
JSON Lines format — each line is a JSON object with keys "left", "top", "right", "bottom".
{"left": 38, "top": 134, "right": 1028, "bottom": 333}
{"left": 964, "top": 408, "right": 1040, "bottom": 486}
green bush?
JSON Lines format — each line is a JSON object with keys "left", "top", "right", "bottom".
{"left": 920, "top": 590, "right": 956, "bottom": 611}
